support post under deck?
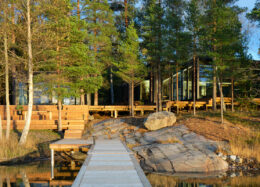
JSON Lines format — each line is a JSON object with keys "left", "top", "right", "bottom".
{"left": 51, "top": 149, "right": 54, "bottom": 179}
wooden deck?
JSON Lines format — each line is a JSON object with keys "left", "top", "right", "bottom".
{"left": 0, "top": 105, "right": 156, "bottom": 123}
{"left": 72, "top": 139, "right": 151, "bottom": 187}
{"left": 49, "top": 138, "right": 93, "bottom": 179}
{"left": 49, "top": 139, "right": 92, "bottom": 151}
{"left": 163, "top": 97, "right": 241, "bottom": 111}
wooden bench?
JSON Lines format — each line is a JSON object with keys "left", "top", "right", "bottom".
{"left": 187, "top": 101, "right": 207, "bottom": 110}
{"left": 206, "top": 97, "right": 239, "bottom": 110}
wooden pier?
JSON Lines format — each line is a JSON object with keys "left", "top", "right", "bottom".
{"left": 49, "top": 137, "right": 151, "bottom": 186}
{"left": 72, "top": 139, "right": 151, "bottom": 187}
{"left": 49, "top": 138, "right": 92, "bottom": 179}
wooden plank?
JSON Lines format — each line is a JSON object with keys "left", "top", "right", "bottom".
{"left": 49, "top": 139, "right": 91, "bottom": 150}
{"left": 72, "top": 139, "right": 151, "bottom": 187}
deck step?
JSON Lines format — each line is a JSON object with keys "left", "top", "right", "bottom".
{"left": 64, "top": 130, "right": 83, "bottom": 139}
{"left": 68, "top": 125, "right": 85, "bottom": 130}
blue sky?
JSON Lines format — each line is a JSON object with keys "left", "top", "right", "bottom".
{"left": 236, "top": 0, "right": 260, "bottom": 60}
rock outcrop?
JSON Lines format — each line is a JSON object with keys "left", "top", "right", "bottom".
{"left": 127, "top": 125, "right": 229, "bottom": 173}
{"left": 89, "top": 118, "right": 229, "bottom": 173}
{"left": 144, "top": 111, "right": 176, "bottom": 131}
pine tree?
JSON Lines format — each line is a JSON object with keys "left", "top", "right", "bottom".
{"left": 141, "top": 0, "right": 164, "bottom": 111}
{"left": 83, "top": 0, "right": 117, "bottom": 106}
{"left": 247, "top": 0, "right": 260, "bottom": 54}
{"left": 186, "top": 0, "right": 203, "bottom": 115}
{"left": 247, "top": 0, "right": 260, "bottom": 26}
{"left": 247, "top": 0, "right": 260, "bottom": 98}
{"left": 165, "top": 0, "right": 190, "bottom": 104}
{"left": 36, "top": 0, "right": 94, "bottom": 132}
{"left": 65, "top": 17, "right": 103, "bottom": 104}
{"left": 114, "top": 22, "right": 146, "bottom": 116}
{"left": 202, "top": 0, "right": 245, "bottom": 123}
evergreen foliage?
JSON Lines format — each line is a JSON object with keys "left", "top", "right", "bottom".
{"left": 82, "top": 0, "right": 118, "bottom": 105}
{"left": 114, "top": 22, "right": 146, "bottom": 115}
{"left": 114, "top": 22, "right": 146, "bottom": 86}
{"left": 247, "top": 0, "right": 260, "bottom": 26}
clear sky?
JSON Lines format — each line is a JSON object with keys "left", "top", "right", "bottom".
{"left": 236, "top": 0, "right": 260, "bottom": 60}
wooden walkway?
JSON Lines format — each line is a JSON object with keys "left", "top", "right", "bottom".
{"left": 72, "top": 139, "right": 151, "bottom": 187}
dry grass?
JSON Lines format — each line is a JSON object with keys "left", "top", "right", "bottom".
{"left": 147, "top": 173, "right": 260, "bottom": 186}
{"left": 157, "top": 137, "right": 182, "bottom": 144}
{"left": 230, "top": 175, "right": 260, "bottom": 186}
{"left": 0, "top": 130, "right": 60, "bottom": 160}
{"left": 229, "top": 131, "right": 260, "bottom": 162}
{"left": 179, "top": 111, "right": 260, "bottom": 162}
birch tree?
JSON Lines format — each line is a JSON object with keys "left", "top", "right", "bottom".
{"left": 1, "top": 0, "right": 11, "bottom": 140}
{"left": 19, "top": 0, "right": 33, "bottom": 145}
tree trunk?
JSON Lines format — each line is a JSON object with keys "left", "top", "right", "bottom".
{"left": 128, "top": 83, "right": 132, "bottom": 116}
{"left": 197, "top": 58, "right": 200, "bottom": 99}
{"left": 94, "top": 91, "right": 98, "bottom": 106}
{"left": 157, "top": 0, "right": 162, "bottom": 111}
{"left": 193, "top": 55, "right": 196, "bottom": 116}
{"left": 154, "top": 71, "right": 158, "bottom": 111}
{"left": 150, "top": 70, "right": 154, "bottom": 103}
{"left": 77, "top": 0, "right": 80, "bottom": 18}
{"left": 213, "top": 66, "right": 217, "bottom": 111}
{"left": 0, "top": 176, "right": 2, "bottom": 187}
{"left": 213, "top": 0, "right": 217, "bottom": 111}
{"left": 171, "top": 74, "right": 174, "bottom": 100}
{"left": 124, "top": 0, "right": 128, "bottom": 28}
{"left": 186, "top": 68, "right": 189, "bottom": 99}
{"left": 4, "top": 16, "right": 11, "bottom": 140}
{"left": 157, "top": 63, "right": 162, "bottom": 111}
{"left": 0, "top": 115, "right": 2, "bottom": 141}
{"left": 176, "top": 64, "right": 179, "bottom": 102}
{"left": 11, "top": 3, "right": 16, "bottom": 105}
{"left": 87, "top": 93, "right": 91, "bottom": 105}
{"left": 19, "top": 0, "right": 33, "bottom": 145}
{"left": 58, "top": 99, "right": 62, "bottom": 132}
{"left": 131, "top": 81, "right": 134, "bottom": 116}
{"left": 220, "top": 81, "right": 224, "bottom": 124}
{"left": 21, "top": 171, "right": 30, "bottom": 187}
{"left": 6, "top": 177, "right": 10, "bottom": 187}
{"left": 216, "top": 74, "right": 224, "bottom": 124}
{"left": 231, "top": 77, "right": 234, "bottom": 112}
{"left": 110, "top": 67, "right": 114, "bottom": 105}
{"left": 11, "top": 3, "right": 16, "bottom": 44}
{"left": 168, "top": 62, "right": 172, "bottom": 100}
{"left": 80, "top": 92, "right": 85, "bottom": 105}
{"left": 11, "top": 72, "right": 17, "bottom": 105}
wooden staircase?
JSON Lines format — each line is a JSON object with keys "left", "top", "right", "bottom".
{"left": 64, "top": 123, "right": 85, "bottom": 139}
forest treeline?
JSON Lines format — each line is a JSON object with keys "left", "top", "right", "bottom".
{"left": 0, "top": 0, "right": 259, "bottom": 144}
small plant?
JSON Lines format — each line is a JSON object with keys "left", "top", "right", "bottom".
{"left": 16, "top": 105, "right": 24, "bottom": 115}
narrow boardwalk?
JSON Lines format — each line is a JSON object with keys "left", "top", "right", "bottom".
{"left": 72, "top": 139, "right": 151, "bottom": 187}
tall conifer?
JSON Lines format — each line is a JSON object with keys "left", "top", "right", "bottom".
{"left": 83, "top": 0, "right": 117, "bottom": 106}
{"left": 114, "top": 22, "right": 146, "bottom": 116}
{"left": 203, "top": 0, "right": 245, "bottom": 123}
